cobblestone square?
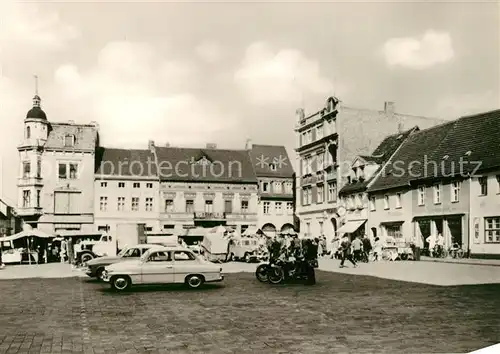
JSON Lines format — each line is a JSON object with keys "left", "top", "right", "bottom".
{"left": 0, "top": 270, "right": 499, "bottom": 353}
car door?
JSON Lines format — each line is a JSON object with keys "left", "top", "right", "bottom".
{"left": 172, "top": 250, "right": 200, "bottom": 283}
{"left": 140, "top": 251, "right": 175, "bottom": 284}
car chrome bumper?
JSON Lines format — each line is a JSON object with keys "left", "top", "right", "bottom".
{"left": 207, "top": 274, "right": 224, "bottom": 283}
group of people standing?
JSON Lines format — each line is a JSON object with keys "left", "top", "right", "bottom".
{"left": 425, "top": 233, "right": 445, "bottom": 257}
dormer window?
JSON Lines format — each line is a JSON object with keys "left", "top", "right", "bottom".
{"left": 443, "top": 155, "right": 449, "bottom": 160}
{"left": 269, "top": 163, "right": 276, "bottom": 171}
{"left": 64, "top": 135, "right": 75, "bottom": 147}
{"left": 26, "top": 126, "right": 31, "bottom": 139}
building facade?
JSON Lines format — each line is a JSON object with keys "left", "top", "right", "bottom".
{"left": 0, "top": 199, "right": 22, "bottom": 236}
{"left": 295, "top": 96, "right": 445, "bottom": 242}
{"left": 16, "top": 93, "right": 99, "bottom": 235}
{"left": 248, "top": 144, "right": 295, "bottom": 236}
{"left": 338, "top": 128, "right": 417, "bottom": 240}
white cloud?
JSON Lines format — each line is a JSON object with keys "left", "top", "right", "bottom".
{"left": 383, "top": 30, "right": 454, "bottom": 70}
{"left": 0, "top": 1, "right": 78, "bottom": 51}
{"left": 195, "top": 41, "right": 224, "bottom": 63}
{"left": 234, "top": 42, "right": 334, "bottom": 105}
{"left": 51, "top": 41, "right": 232, "bottom": 148}
{"left": 435, "top": 91, "right": 500, "bottom": 119}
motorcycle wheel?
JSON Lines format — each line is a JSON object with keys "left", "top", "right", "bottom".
{"left": 255, "top": 264, "right": 269, "bottom": 282}
{"left": 268, "top": 266, "right": 285, "bottom": 284}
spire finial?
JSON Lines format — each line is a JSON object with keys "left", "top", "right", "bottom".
{"left": 34, "top": 74, "right": 38, "bottom": 95}
{"left": 32, "top": 74, "right": 41, "bottom": 108}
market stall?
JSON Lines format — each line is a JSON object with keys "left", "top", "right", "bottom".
{"left": 0, "top": 229, "right": 53, "bottom": 264}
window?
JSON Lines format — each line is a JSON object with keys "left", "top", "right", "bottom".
{"left": 36, "top": 159, "right": 41, "bottom": 178}
{"left": 306, "top": 156, "right": 313, "bottom": 174}
{"left": 261, "top": 181, "right": 269, "bottom": 192}
{"left": 148, "top": 251, "right": 170, "bottom": 262}
{"left": 224, "top": 200, "right": 233, "bottom": 213}
{"left": 118, "top": 182, "right": 125, "bottom": 188}
{"left": 146, "top": 183, "right": 153, "bottom": 189}
{"left": 263, "top": 201, "right": 270, "bottom": 214}
{"left": 123, "top": 248, "right": 141, "bottom": 258}
{"left": 26, "top": 126, "right": 31, "bottom": 139}
{"left": 479, "top": 177, "right": 488, "bottom": 196}
{"left": 384, "top": 195, "right": 389, "bottom": 209}
{"left": 433, "top": 184, "right": 441, "bottom": 204}
{"left": 97, "top": 226, "right": 108, "bottom": 232}
{"left": 418, "top": 186, "right": 425, "bottom": 206}
{"left": 317, "top": 184, "right": 324, "bottom": 203}
{"left": 69, "top": 164, "right": 78, "bottom": 179}
{"left": 275, "top": 202, "right": 283, "bottom": 215}
{"left": 396, "top": 193, "right": 402, "bottom": 208}
{"left": 269, "top": 163, "right": 276, "bottom": 171}
{"left": 100, "top": 182, "right": 107, "bottom": 188}
{"left": 317, "top": 152, "right": 324, "bottom": 171}
{"left": 22, "top": 190, "right": 31, "bottom": 208}
{"left": 301, "top": 132, "right": 307, "bottom": 146}
{"left": 133, "top": 182, "right": 140, "bottom": 188}
{"left": 64, "top": 135, "right": 75, "bottom": 147}
{"left": 496, "top": 175, "right": 500, "bottom": 193}
{"left": 327, "top": 182, "right": 336, "bottom": 201}
{"left": 385, "top": 224, "right": 403, "bottom": 239}
{"left": 22, "top": 161, "right": 30, "bottom": 178}
{"left": 185, "top": 200, "right": 194, "bottom": 213}
{"left": 204, "top": 200, "right": 213, "bottom": 213}
{"left": 145, "top": 197, "right": 153, "bottom": 212}
{"left": 36, "top": 190, "right": 40, "bottom": 208}
{"left": 174, "top": 251, "right": 196, "bottom": 261}
{"left": 241, "top": 200, "right": 249, "bottom": 213}
{"left": 273, "top": 181, "right": 282, "bottom": 193}
{"left": 99, "top": 196, "right": 108, "bottom": 211}
{"left": 131, "top": 197, "right": 139, "bottom": 211}
{"left": 117, "top": 197, "right": 125, "bottom": 211}
{"left": 165, "top": 199, "right": 174, "bottom": 212}
{"left": 284, "top": 182, "right": 293, "bottom": 194}
{"left": 286, "top": 202, "right": 293, "bottom": 214}
{"left": 302, "top": 187, "right": 312, "bottom": 205}
{"left": 485, "top": 217, "right": 500, "bottom": 243}
{"left": 369, "top": 197, "right": 376, "bottom": 211}
{"left": 316, "top": 125, "right": 323, "bottom": 139}
{"left": 54, "top": 192, "right": 80, "bottom": 214}
{"left": 319, "top": 221, "right": 324, "bottom": 235}
{"left": 451, "top": 181, "right": 460, "bottom": 202}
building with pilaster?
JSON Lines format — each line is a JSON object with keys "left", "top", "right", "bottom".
{"left": 294, "top": 96, "right": 445, "bottom": 243}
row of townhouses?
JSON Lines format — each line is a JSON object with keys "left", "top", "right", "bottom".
{"left": 337, "top": 109, "right": 500, "bottom": 259}
{"left": 16, "top": 94, "right": 295, "bottom": 241}
{"left": 294, "top": 96, "right": 446, "bottom": 241}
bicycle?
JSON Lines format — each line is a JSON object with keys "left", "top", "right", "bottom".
{"left": 433, "top": 245, "right": 448, "bottom": 258}
{"left": 448, "top": 243, "right": 465, "bottom": 259}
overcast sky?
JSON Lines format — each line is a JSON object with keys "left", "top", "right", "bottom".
{"left": 0, "top": 0, "right": 498, "bottom": 204}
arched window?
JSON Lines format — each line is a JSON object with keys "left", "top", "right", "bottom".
{"left": 26, "top": 126, "right": 31, "bottom": 139}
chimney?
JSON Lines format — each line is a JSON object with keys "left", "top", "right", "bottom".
{"left": 296, "top": 108, "right": 305, "bottom": 122}
{"left": 384, "top": 101, "right": 395, "bottom": 115}
{"left": 148, "top": 140, "right": 155, "bottom": 152}
{"left": 165, "top": 142, "right": 170, "bottom": 147}
{"left": 245, "top": 139, "right": 252, "bottom": 150}
{"left": 206, "top": 143, "right": 217, "bottom": 149}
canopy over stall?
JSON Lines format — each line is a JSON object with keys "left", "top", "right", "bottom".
{"left": 0, "top": 229, "right": 52, "bottom": 241}
{"left": 242, "top": 226, "right": 263, "bottom": 237}
{"left": 337, "top": 220, "right": 366, "bottom": 235}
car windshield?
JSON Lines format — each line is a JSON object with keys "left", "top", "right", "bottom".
{"left": 117, "top": 248, "right": 128, "bottom": 257}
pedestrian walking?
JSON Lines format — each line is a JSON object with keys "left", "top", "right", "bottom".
{"left": 362, "top": 234, "right": 372, "bottom": 261}
{"left": 339, "top": 235, "right": 357, "bottom": 268}
{"left": 373, "top": 237, "right": 382, "bottom": 261}
{"left": 352, "top": 235, "right": 363, "bottom": 262}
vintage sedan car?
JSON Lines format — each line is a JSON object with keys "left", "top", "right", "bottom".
{"left": 85, "top": 244, "right": 162, "bottom": 280}
{"left": 101, "top": 246, "right": 224, "bottom": 291}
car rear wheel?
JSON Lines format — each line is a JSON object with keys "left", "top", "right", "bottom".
{"left": 111, "top": 275, "right": 131, "bottom": 292}
{"left": 244, "top": 253, "right": 252, "bottom": 263}
{"left": 185, "top": 274, "right": 204, "bottom": 289}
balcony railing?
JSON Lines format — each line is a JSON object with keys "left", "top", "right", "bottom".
{"left": 17, "top": 177, "right": 43, "bottom": 186}
{"left": 16, "top": 207, "right": 43, "bottom": 216}
{"left": 225, "top": 212, "right": 258, "bottom": 221}
{"left": 193, "top": 212, "right": 226, "bottom": 220}
{"left": 326, "top": 170, "right": 337, "bottom": 181}
{"left": 160, "top": 212, "right": 193, "bottom": 219}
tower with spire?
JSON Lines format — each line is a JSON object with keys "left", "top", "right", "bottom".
{"left": 17, "top": 75, "right": 48, "bottom": 225}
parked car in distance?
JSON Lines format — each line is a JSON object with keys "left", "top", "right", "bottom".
{"left": 85, "top": 244, "right": 162, "bottom": 280}
{"left": 101, "top": 245, "right": 224, "bottom": 292}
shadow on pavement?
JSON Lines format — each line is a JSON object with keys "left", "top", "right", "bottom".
{"left": 98, "top": 283, "right": 225, "bottom": 294}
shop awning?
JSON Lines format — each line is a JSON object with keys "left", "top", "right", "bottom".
{"left": 337, "top": 220, "right": 366, "bottom": 234}
{"left": 0, "top": 229, "right": 53, "bottom": 241}
{"left": 56, "top": 230, "right": 102, "bottom": 237}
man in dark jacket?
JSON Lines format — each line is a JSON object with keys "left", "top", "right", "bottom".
{"left": 339, "top": 235, "right": 357, "bottom": 268}
{"left": 362, "top": 234, "right": 372, "bottom": 261}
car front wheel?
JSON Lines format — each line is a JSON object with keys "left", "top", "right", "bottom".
{"left": 185, "top": 274, "right": 204, "bottom": 289}
{"left": 96, "top": 267, "right": 105, "bottom": 281}
{"left": 111, "top": 275, "right": 131, "bottom": 292}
